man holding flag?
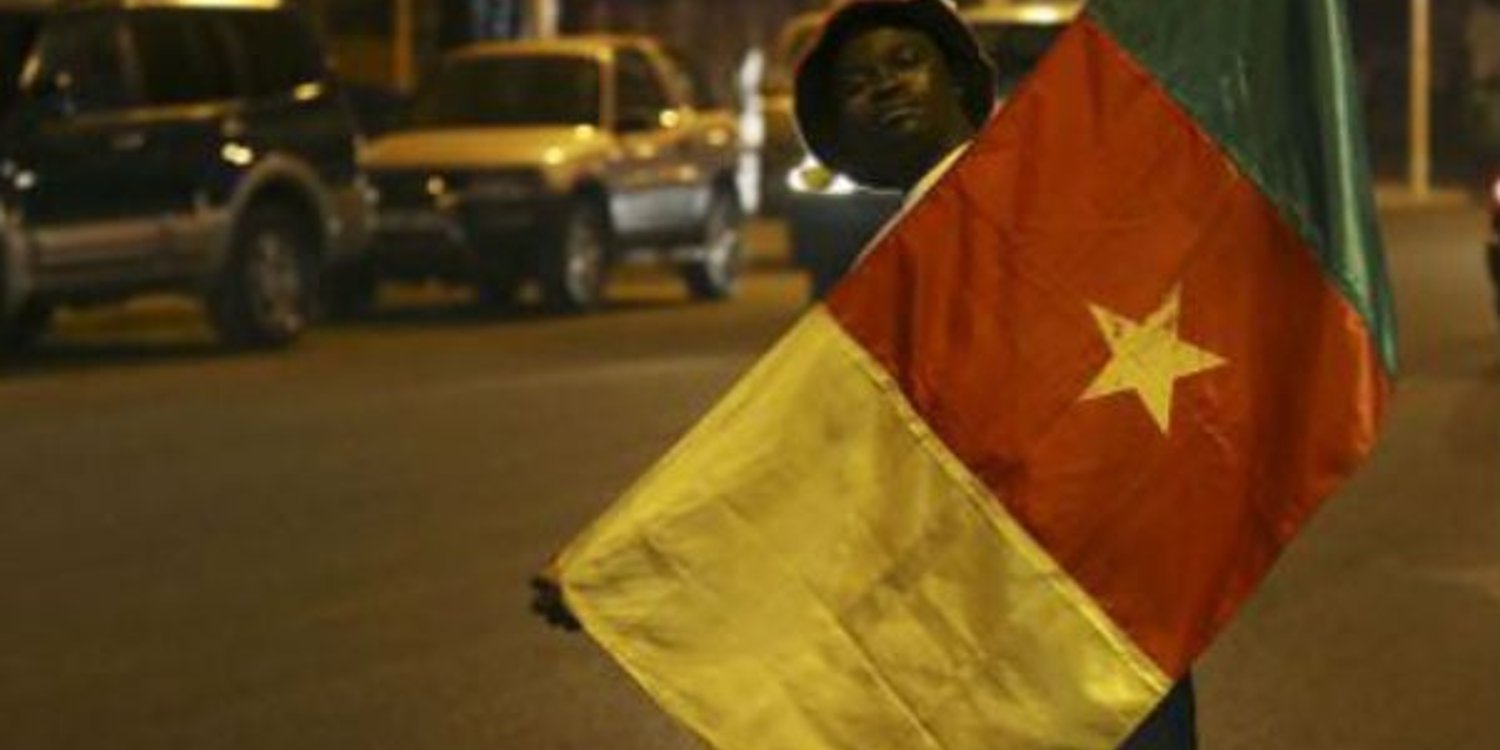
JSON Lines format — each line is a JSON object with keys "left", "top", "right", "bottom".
{"left": 536, "top": 0, "right": 1394, "bottom": 747}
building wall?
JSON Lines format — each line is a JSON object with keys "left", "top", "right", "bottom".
{"left": 1349, "top": 0, "right": 1480, "bottom": 178}
{"left": 301, "top": 0, "right": 520, "bottom": 90}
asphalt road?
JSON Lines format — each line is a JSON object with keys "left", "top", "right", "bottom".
{"left": 1196, "top": 201, "right": 1500, "bottom": 749}
{"left": 1, "top": 210, "right": 1496, "bottom": 749}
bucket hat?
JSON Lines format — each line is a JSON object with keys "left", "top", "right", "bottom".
{"left": 793, "top": 0, "right": 995, "bottom": 186}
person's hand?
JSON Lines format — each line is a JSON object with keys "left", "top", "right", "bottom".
{"left": 529, "top": 575, "right": 581, "bottom": 632}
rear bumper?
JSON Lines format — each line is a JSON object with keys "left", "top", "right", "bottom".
{"left": 370, "top": 220, "right": 477, "bottom": 281}
{"left": 369, "top": 198, "right": 563, "bottom": 281}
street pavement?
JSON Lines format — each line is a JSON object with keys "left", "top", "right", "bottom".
{"left": 1, "top": 210, "right": 1496, "bottom": 748}
{"left": 1197, "top": 201, "right": 1500, "bottom": 749}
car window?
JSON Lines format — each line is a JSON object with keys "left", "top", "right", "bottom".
{"left": 29, "top": 12, "right": 136, "bottom": 114}
{"left": 129, "top": 11, "right": 236, "bottom": 105}
{"left": 615, "top": 48, "right": 670, "bottom": 124}
{"left": 409, "top": 55, "right": 600, "bottom": 128}
{"left": 970, "top": 22, "right": 1067, "bottom": 95}
{"left": 228, "top": 9, "right": 323, "bottom": 96}
{"left": 0, "top": 13, "right": 42, "bottom": 116}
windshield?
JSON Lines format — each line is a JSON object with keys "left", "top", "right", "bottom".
{"left": 409, "top": 55, "right": 601, "bottom": 129}
{"left": 971, "top": 22, "right": 1067, "bottom": 95}
{"left": 0, "top": 13, "right": 41, "bottom": 116}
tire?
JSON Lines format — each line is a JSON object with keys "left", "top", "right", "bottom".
{"left": 682, "top": 189, "right": 744, "bottom": 301}
{"left": 0, "top": 299, "right": 53, "bottom": 351}
{"left": 322, "top": 260, "right": 378, "bottom": 320}
{"left": 541, "top": 200, "right": 610, "bottom": 313}
{"left": 208, "top": 205, "right": 316, "bottom": 348}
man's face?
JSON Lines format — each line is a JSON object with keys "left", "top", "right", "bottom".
{"left": 832, "top": 24, "right": 970, "bottom": 188}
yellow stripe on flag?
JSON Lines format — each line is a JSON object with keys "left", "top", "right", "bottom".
{"left": 556, "top": 308, "right": 1170, "bottom": 750}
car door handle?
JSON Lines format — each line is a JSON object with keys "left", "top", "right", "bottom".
{"left": 110, "top": 132, "right": 147, "bottom": 151}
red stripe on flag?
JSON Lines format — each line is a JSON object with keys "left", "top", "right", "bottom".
{"left": 825, "top": 19, "right": 1388, "bottom": 676}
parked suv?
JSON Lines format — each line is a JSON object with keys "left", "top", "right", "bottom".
{"left": 358, "top": 35, "right": 742, "bottom": 313}
{"left": 0, "top": 0, "right": 370, "bottom": 349}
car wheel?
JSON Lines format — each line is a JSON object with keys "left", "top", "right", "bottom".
{"left": 0, "top": 299, "right": 53, "bottom": 351}
{"left": 542, "top": 200, "right": 610, "bottom": 313}
{"left": 682, "top": 189, "right": 743, "bottom": 301}
{"left": 322, "top": 260, "right": 378, "bottom": 319}
{"left": 208, "top": 205, "right": 315, "bottom": 348}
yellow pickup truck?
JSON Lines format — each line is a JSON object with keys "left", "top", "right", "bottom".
{"left": 353, "top": 35, "right": 742, "bottom": 314}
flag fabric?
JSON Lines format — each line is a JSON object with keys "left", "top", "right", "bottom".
{"left": 552, "top": 1, "right": 1395, "bottom": 748}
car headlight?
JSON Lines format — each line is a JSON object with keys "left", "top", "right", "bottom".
{"left": 787, "top": 158, "right": 859, "bottom": 196}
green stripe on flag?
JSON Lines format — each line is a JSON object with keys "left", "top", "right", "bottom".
{"left": 1089, "top": 0, "right": 1397, "bottom": 375}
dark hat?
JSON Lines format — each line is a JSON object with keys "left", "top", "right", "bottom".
{"left": 793, "top": 0, "right": 995, "bottom": 182}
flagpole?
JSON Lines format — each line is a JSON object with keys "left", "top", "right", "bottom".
{"left": 1408, "top": 0, "right": 1431, "bottom": 199}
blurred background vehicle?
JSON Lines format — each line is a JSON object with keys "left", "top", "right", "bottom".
{"left": 783, "top": 0, "right": 1082, "bottom": 301}
{"left": 754, "top": 11, "right": 822, "bottom": 217}
{"left": 353, "top": 35, "right": 743, "bottom": 314}
{"left": 0, "top": 0, "right": 370, "bottom": 350}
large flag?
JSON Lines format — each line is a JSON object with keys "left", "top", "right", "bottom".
{"left": 552, "top": 0, "right": 1395, "bottom": 748}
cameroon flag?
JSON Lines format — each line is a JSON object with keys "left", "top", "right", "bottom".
{"left": 554, "top": 0, "right": 1395, "bottom": 747}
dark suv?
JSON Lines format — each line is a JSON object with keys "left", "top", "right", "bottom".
{"left": 0, "top": 0, "right": 370, "bottom": 349}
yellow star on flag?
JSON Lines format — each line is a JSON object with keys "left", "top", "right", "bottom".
{"left": 1081, "top": 286, "right": 1227, "bottom": 433}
